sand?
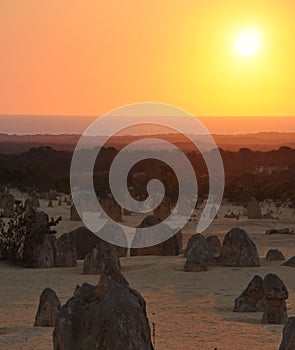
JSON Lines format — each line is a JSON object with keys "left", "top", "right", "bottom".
{"left": 1, "top": 198, "right": 295, "bottom": 349}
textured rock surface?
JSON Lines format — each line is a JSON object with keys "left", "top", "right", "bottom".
{"left": 55, "top": 235, "right": 77, "bottom": 267}
{"left": 282, "top": 256, "right": 295, "bottom": 267}
{"left": 279, "top": 317, "right": 295, "bottom": 350}
{"left": 34, "top": 288, "right": 61, "bottom": 327}
{"left": 266, "top": 249, "right": 285, "bottom": 261}
{"left": 233, "top": 275, "right": 265, "bottom": 312}
{"left": 184, "top": 234, "right": 216, "bottom": 272}
{"left": 217, "top": 228, "right": 260, "bottom": 267}
{"left": 130, "top": 215, "right": 182, "bottom": 256}
{"left": 261, "top": 273, "right": 288, "bottom": 324}
{"left": 83, "top": 242, "right": 120, "bottom": 275}
{"left": 53, "top": 259, "right": 154, "bottom": 350}
{"left": 205, "top": 235, "right": 222, "bottom": 258}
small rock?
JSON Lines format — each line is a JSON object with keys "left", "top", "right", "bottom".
{"left": 266, "top": 249, "right": 285, "bottom": 261}
{"left": 34, "top": 288, "right": 61, "bottom": 327}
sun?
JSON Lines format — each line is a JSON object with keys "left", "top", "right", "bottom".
{"left": 235, "top": 31, "right": 260, "bottom": 57}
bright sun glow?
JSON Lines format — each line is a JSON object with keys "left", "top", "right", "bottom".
{"left": 235, "top": 31, "right": 260, "bottom": 56}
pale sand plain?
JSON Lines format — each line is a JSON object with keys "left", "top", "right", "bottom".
{"left": 1, "top": 197, "right": 295, "bottom": 350}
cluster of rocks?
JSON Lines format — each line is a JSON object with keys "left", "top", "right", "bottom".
{"left": 23, "top": 210, "right": 76, "bottom": 268}
{"left": 184, "top": 228, "right": 260, "bottom": 272}
{"left": 34, "top": 260, "right": 154, "bottom": 349}
{"left": 233, "top": 273, "right": 289, "bottom": 325}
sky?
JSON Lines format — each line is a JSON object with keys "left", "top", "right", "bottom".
{"left": 0, "top": 1, "right": 295, "bottom": 133}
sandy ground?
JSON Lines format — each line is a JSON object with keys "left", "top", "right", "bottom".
{"left": 1, "top": 197, "right": 295, "bottom": 349}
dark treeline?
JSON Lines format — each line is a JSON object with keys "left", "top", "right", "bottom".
{"left": 0, "top": 145, "right": 294, "bottom": 205}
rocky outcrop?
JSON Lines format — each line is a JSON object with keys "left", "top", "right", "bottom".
{"left": 217, "top": 228, "right": 260, "bottom": 267}
{"left": 34, "top": 288, "right": 61, "bottom": 327}
{"left": 83, "top": 242, "right": 120, "bottom": 275}
{"left": 130, "top": 215, "right": 182, "bottom": 256}
{"left": 261, "top": 273, "right": 288, "bottom": 324}
{"left": 266, "top": 249, "right": 285, "bottom": 261}
{"left": 53, "top": 260, "right": 154, "bottom": 350}
{"left": 247, "top": 197, "right": 262, "bottom": 219}
{"left": 279, "top": 317, "right": 295, "bottom": 350}
{"left": 233, "top": 275, "right": 265, "bottom": 312}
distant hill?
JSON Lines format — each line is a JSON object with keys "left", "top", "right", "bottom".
{"left": 0, "top": 132, "right": 294, "bottom": 154}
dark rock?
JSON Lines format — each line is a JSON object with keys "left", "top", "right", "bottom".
{"left": 184, "top": 234, "right": 216, "bottom": 272}
{"left": 217, "top": 228, "right": 260, "bottom": 267}
{"left": 60, "top": 226, "right": 127, "bottom": 260}
{"left": 282, "top": 256, "right": 295, "bottom": 267}
{"left": 83, "top": 242, "right": 120, "bottom": 275}
{"left": 266, "top": 249, "right": 285, "bottom": 261}
{"left": 55, "top": 235, "right": 77, "bottom": 267}
{"left": 277, "top": 228, "right": 291, "bottom": 234}
{"left": 23, "top": 211, "right": 55, "bottom": 267}
{"left": 247, "top": 197, "right": 262, "bottom": 219}
{"left": 35, "top": 234, "right": 57, "bottom": 268}
{"left": 261, "top": 273, "right": 288, "bottom": 324}
{"left": 53, "top": 261, "right": 154, "bottom": 350}
{"left": 130, "top": 215, "right": 182, "bottom": 256}
{"left": 233, "top": 275, "right": 265, "bottom": 312}
{"left": 279, "top": 317, "right": 295, "bottom": 350}
{"left": 206, "top": 235, "right": 222, "bottom": 258}
{"left": 265, "top": 229, "right": 278, "bottom": 235}
{"left": 34, "top": 288, "right": 61, "bottom": 327}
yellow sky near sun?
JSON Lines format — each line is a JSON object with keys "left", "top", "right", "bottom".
{"left": 0, "top": 0, "right": 295, "bottom": 117}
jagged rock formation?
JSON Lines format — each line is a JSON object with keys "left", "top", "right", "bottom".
{"left": 53, "top": 258, "right": 154, "bottom": 350}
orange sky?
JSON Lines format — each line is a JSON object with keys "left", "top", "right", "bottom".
{"left": 0, "top": 1, "right": 295, "bottom": 132}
